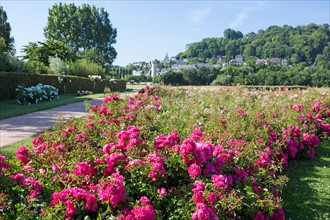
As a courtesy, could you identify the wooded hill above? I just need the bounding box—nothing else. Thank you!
[178,23,330,66]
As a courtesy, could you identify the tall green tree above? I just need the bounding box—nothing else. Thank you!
[0,6,14,53]
[44,3,117,65]
[22,41,75,66]
[224,28,243,40]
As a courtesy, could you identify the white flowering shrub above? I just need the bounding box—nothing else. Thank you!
[16,83,59,105]
[88,75,102,81]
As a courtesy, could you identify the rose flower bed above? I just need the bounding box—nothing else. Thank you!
[0,86,329,219]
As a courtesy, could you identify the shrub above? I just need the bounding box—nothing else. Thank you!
[0,52,25,72]
[16,83,59,104]
[124,74,152,83]
[68,59,105,78]
[211,74,232,86]
[158,70,183,85]
[182,69,210,85]
[48,56,68,74]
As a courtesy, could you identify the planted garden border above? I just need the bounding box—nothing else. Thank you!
[0,86,329,219]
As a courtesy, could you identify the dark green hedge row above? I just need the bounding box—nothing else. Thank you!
[242,85,308,91]
[0,72,126,100]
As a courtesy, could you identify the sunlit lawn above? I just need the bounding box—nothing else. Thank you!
[283,141,330,220]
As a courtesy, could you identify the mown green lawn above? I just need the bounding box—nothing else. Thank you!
[0,136,36,159]
[283,141,330,220]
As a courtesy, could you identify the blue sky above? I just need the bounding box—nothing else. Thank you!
[1,0,329,66]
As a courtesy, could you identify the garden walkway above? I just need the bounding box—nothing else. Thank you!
[0,98,103,147]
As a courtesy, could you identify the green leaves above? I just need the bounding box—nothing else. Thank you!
[44,3,117,66]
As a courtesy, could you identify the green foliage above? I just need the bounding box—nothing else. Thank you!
[158,67,220,86]
[224,28,244,40]
[48,57,68,74]
[182,69,208,85]
[124,74,152,83]
[67,58,106,78]
[0,49,25,72]
[211,74,232,86]
[210,65,330,87]
[0,72,126,100]
[44,3,117,65]
[0,6,14,53]
[0,7,24,72]
[180,23,330,65]
[158,70,183,85]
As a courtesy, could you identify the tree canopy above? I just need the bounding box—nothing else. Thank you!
[44,3,117,65]
[0,6,14,53]
[180,23,330,65]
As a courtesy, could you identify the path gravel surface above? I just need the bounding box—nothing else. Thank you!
[0,99,103,147]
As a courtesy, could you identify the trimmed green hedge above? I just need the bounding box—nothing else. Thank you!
[0,72,126,100]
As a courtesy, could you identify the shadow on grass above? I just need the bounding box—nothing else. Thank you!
[283,141,330,220]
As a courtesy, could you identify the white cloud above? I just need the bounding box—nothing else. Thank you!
[229,1,267,28]
[186,7,212,24]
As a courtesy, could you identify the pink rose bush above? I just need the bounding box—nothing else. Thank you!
[0,86,329,219]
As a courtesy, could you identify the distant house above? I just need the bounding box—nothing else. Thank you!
[281,60,288,65]
[216,55,227,64]
[132,70,144,76]
[269,58,281,65]
[255,58,288,66]
[256,58,268,65]
[229,55,245,65]
[171,56,178,62]
[172,64,198,71]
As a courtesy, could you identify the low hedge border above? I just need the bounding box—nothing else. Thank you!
[0,72,126,100]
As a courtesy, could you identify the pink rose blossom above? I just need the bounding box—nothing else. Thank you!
[188,163,202,179]
[237,109,247,117]
[65,200,76,219]
[131,204,156,220]
[292,104,304,112]
[16,145,30,164]
[157,188,167,197]
[140,196,150,204]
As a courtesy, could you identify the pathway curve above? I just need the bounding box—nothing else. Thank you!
[0,99,103,147]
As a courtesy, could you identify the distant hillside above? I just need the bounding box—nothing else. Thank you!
[178,23,330,65]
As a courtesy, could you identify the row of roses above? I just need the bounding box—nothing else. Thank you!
[1,86,329,219]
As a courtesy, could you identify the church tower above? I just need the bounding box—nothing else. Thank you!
[151,61,157,77]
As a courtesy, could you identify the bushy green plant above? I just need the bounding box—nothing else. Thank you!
[158,70,183,85]
[211,74,232,86]
[124,74,152,83]
[68,59,105,78]
[0,41,26,72]
[48,56,68,74]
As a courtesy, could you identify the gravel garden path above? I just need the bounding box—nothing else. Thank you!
[0,99,103,147]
